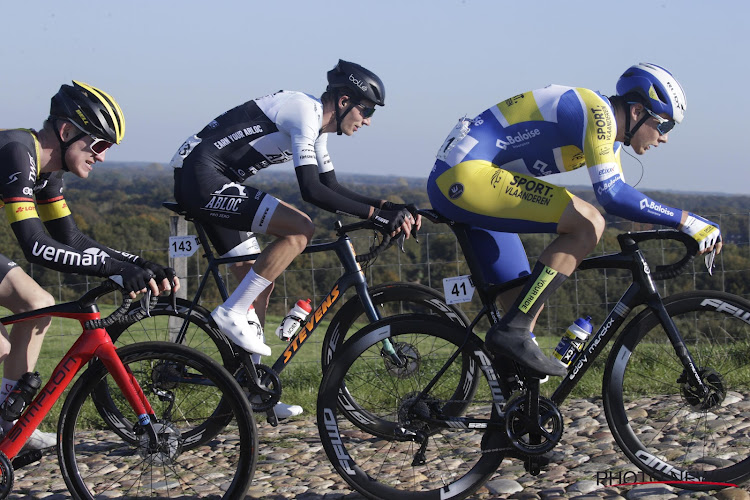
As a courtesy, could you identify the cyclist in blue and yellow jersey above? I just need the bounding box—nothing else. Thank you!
[171,60,419,419]
[428,63,721,377]
[0,81,177,448]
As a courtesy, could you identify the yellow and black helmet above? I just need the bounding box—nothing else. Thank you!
[50,80,125,144]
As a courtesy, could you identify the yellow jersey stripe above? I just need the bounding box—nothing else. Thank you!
[5,202,40,223]
[37,199,71,221]
[496,91,544,126]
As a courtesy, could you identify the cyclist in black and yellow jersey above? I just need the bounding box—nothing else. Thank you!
[428,63,721,377]
[0,81,177,448]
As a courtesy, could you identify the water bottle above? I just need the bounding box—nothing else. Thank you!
[276,299,312,341]
[1,371,42,421]
[553,316,593,368]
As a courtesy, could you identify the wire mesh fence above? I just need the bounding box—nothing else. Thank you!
[13,212,750,367]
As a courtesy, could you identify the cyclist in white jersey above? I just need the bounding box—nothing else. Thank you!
[172,60,420,418]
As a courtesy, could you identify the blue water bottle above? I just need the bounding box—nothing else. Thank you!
[553,316,593,368]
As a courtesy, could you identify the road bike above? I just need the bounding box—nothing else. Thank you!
[104,202,468,427]
[317,209,750,499]
[0,280,257,499]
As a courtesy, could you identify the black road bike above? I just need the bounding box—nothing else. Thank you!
[103,202,468,427]
[317,209,750,499]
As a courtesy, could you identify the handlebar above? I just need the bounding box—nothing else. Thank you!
[334,208,444,263]
[617,229,699,280]
[82,280,161,331]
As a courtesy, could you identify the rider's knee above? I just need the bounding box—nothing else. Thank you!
[22,287,55,313]
[575,201,606,239]
[298,217,315,244]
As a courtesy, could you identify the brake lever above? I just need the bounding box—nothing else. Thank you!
[705,248,717,276]
[170,288,177,313]
[139,290,152,317]
[396,232,407,253]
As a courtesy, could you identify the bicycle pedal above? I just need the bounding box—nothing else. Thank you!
[266,410,279,427]
[513,453,549,475]
[12,449,43,469]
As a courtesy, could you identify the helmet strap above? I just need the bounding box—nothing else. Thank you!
[52,118,86,172]
[332,90,356,136]
[623,104,650,147]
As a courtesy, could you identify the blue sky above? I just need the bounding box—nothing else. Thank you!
[3,0,747,194]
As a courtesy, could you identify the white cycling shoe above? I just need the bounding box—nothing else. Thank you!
[0,428,56,451]
[274,402,303,419]
[25,428,57,450]
[211,305,271,356]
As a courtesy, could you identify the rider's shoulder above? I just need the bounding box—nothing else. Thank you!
[0,129,37,168]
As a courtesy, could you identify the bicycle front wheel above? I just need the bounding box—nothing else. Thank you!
[94,298,239,443]
[321,282,470,370]
[318,315,505,500]
[58,342,257,499]
[604,290,750,489]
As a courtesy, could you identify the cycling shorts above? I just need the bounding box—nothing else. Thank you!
[427,159,573,234]
[174,167,279,237]
[0,254,20,284]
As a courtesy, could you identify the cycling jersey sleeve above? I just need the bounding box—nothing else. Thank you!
[295,164,372,218]
[35,172,145,264]
[579,89,682,227]
[275,94,335,173]
[319,170,383,207]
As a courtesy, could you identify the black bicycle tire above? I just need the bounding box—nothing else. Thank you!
[321,283,477,434]
[603,290,750,490]
[92,298,238,444]
[58,342,257,499]
[108,297,237,368]
[317,315,505,500]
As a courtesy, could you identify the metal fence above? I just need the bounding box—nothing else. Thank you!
[19,212,750,366]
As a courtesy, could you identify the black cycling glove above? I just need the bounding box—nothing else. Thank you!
[108,262,155,295]
[370,207,412,235]
[381,201,418,217]
[140,260,177,285]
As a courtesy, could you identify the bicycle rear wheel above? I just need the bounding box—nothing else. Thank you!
[108,297,236,367]
[604,290,750,489]
[318,315,505,500]
[58,342,257,499]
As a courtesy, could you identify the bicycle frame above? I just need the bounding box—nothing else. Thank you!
[172,212,386,378]
[444,221,708,408]
[0,285,158,461]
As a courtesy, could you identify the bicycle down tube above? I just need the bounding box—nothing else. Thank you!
[173,217,390,378]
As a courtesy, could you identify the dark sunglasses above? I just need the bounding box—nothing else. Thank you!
[644,108,676,135]
[355,102,376,118]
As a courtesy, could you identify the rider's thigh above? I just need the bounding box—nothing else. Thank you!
[266,201,315,240]
[557,196,605,239]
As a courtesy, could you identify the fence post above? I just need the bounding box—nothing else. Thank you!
[169,215,188,341]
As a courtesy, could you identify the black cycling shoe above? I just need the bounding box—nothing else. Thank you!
[485,324,568,378]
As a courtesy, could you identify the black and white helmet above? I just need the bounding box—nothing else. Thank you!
[326,59,385,106]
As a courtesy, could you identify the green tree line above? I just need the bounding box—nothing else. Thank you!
[1,162,747,336]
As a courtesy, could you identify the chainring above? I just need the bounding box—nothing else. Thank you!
[241,364,282,412]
